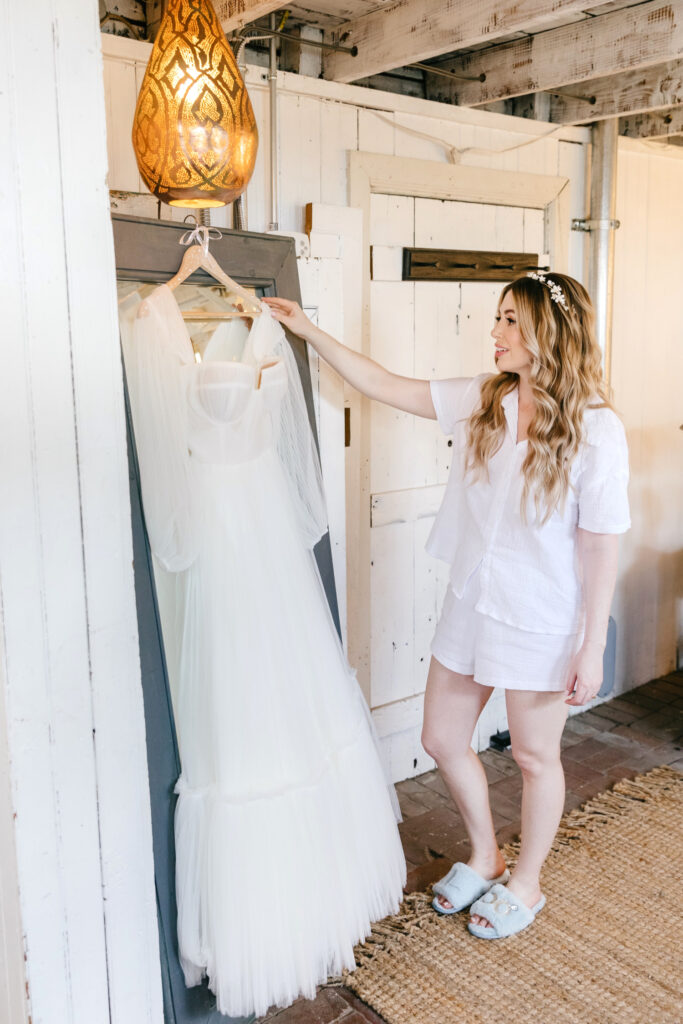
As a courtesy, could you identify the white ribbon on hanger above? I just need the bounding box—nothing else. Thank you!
[178,222,223,255]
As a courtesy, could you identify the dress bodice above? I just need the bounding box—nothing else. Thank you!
[121,281,328,570]
[184,357,288,465]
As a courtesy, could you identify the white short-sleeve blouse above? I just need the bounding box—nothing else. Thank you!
[428,373,631,635]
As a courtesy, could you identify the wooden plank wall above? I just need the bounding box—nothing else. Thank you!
[296,256,349,644]
[1,10,162,1024]
[611,140,683,687]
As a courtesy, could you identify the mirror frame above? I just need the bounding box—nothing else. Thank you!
[112,213,340,1023]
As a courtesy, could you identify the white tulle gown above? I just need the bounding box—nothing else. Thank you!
[120,284,406,1019]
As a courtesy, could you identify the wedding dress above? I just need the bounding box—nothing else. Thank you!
[121,283,406,1019]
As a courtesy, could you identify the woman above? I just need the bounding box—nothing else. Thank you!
[263,270,630,940]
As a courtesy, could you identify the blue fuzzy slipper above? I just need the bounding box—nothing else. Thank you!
[467,883,546,938]
[432,863,510,916]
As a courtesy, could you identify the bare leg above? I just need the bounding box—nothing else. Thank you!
[421,657,504,910]
[470,688,567,928]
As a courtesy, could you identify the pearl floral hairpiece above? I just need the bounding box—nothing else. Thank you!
[526,270,569,311]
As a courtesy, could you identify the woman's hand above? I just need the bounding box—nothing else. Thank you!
[564,640,604,706]
[262,297,314,340]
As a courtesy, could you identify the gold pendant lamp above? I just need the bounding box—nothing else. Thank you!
[132,0,258,208]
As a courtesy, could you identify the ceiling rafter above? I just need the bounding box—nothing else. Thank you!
[422,0,683,108]
[620,105,683,138]
[215,0,283,34]
[543,58,683,124]
[218,0,683,142]
[322,0,611,84]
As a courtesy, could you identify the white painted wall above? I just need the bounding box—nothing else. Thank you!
[100,34,682,784]
[1,6,162,1023]
[612,138,683,687]
[297,256,349,645]
[0,630,27,1024]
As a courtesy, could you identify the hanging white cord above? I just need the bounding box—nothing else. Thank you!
[178,223,223,255]
[370,110,570,164]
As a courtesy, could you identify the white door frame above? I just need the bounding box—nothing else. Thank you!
[346,151,571,706]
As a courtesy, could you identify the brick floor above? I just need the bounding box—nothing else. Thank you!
[254,671,682,1024]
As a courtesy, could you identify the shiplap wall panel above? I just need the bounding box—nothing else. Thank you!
[413,515,448,681]
[516,135,562,177]
[376,708,437,784]
[296,255,348,645]
[369,193,414,245]
[392,112,462,163]
[103,57,141,192]
[371,244,403,281]
[358,108,395,155]
[0,643,28,1024]
[245,77,270,232]
[2,6,162,1024]
[523,208,546,258]
[2,7,112,1021]
[369,520,415,707]
[369,281,416,494]
[413,283,460,485]
[278,93,322,230]
[57,11,162,1021]
[612,143,683,689]
[414,197,525,252]
[319,100,358,206]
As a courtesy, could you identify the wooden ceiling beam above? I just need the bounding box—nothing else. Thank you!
[215,0,283,34]
[546,59,683,124]
[620,106,683,139]
[423,0,683,108]
[322,0,610,84]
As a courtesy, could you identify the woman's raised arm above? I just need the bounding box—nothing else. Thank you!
[263,297,436,419]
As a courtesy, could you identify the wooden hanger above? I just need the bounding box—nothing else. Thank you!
[167,223,262,321]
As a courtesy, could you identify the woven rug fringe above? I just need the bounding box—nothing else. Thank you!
[345,765,682,970]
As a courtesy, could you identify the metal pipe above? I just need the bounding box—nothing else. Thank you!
[412,61,486,84]
[234,28,356,57]
[588,119,619,382]
[233,195,245,230]
[268,12,279,232]
[550,88,596,105]
[235,33,273,68]
[268,28,357,55]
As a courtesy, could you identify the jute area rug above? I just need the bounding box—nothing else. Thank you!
[342,766,682,1024]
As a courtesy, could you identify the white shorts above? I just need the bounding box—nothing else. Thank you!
[430,568,582,693]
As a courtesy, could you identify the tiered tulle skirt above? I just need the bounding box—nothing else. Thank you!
[162,448,406,1018]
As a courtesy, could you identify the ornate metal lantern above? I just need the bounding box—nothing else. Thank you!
[132,0,258,208]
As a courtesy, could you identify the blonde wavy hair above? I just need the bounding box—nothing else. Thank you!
[466,272,611,523]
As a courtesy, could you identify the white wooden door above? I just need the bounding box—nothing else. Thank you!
[368,193,545,781]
